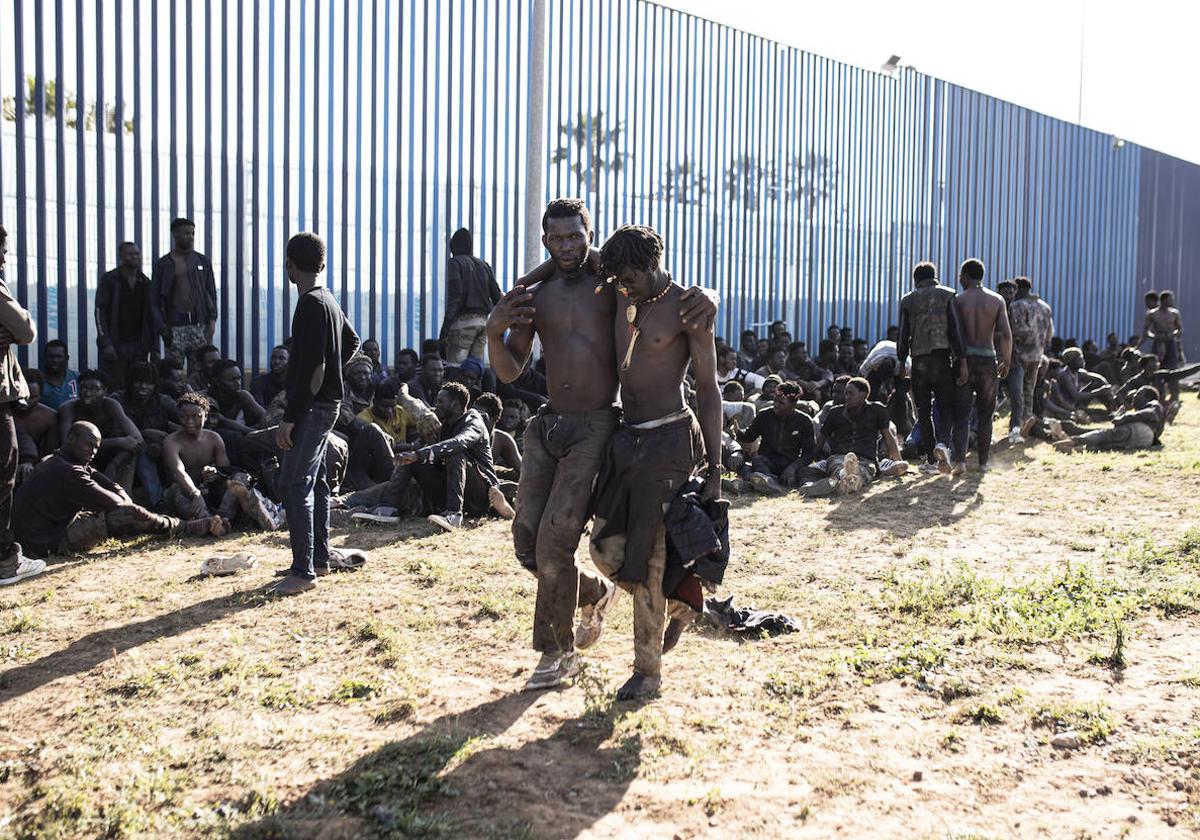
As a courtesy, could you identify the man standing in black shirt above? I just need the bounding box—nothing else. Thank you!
[800,377,906,496]
[441,228,501,364]
[274,233,360,596]
[96,242,154,392]
[737,381,816,495]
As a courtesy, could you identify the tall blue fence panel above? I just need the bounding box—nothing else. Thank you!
[0,0,1195,370]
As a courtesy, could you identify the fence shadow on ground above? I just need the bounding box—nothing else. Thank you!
[233,686,645,839]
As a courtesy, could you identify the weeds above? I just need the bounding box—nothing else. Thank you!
[1032,700,1116,745]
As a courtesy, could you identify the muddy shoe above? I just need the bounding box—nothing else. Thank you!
[748,472,784,496]
[616,671,662,701]
[1020,415,1039,438]
[1046,419,1069,442]
[428,512,463,532]
[272,574,317,596]
[576,577,620,650]
[236,485,284,531]
[950,461,966,477]
[523,651,581,691]
[836,453,863,495]
[181,516,229,538]
[489,485,516,519]
[934,443,952,475]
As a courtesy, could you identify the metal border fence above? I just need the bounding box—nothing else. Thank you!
[1,0,1197,369]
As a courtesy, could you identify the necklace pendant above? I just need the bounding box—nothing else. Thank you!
[626,304,638,324]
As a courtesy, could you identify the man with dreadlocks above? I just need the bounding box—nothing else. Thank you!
[587,224,723,700]
[487,198,717,692]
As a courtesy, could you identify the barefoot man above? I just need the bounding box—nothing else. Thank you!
[950,259,1012,474]
[487,199,716,691]
[588,225,723,700]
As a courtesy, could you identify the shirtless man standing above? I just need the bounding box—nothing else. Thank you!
[1142,291,1185,400]
[487,198,716,691]
[587,225,722,700]
[950,259,1012,474]
[162,392,281,530]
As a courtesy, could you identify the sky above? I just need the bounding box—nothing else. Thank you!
[665,0,1200,165]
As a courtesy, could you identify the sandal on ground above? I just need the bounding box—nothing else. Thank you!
[199,552,257,577]
[328,547,369,572]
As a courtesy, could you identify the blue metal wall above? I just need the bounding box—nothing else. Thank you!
[0,0,1193,369]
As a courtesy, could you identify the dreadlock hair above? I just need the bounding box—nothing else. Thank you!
[599,224,664,279]
[177,391,212,413]
[776,381,803,400]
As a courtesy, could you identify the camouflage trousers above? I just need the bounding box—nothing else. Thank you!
[167,323,209,370]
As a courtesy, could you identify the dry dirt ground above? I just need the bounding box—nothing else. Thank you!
[3,403,1200,839]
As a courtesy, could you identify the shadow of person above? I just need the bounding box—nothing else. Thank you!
[235,683,644,839]
[817,471,985,536]
[0,582,277,706]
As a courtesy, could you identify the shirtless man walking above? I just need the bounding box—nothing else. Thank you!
[950,259,1012,474]
[487,198,715,691]
[587,225,722,700]
[1141,291,1185,401]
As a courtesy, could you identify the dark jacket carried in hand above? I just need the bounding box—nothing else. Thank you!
[662,477,730,609]
[149,251,219,329]
[95,268,155,352]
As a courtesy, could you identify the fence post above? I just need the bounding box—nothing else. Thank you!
[523,0,547,273]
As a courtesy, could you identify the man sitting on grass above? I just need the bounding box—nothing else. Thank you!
[799,377,907,497]
[57,369,145,488]
[12,420,227,558]
[737,381,815,495]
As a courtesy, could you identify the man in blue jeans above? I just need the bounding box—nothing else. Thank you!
[273,232,360,596]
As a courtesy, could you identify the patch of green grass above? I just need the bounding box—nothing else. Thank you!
[1087,617,1128,668]
[3,607,41,635]
[960,702,1004,725]
[845,638,947,683]
[259,682,316,711]
[880,562,989,619]
[1032,700,1116,745]
[331,678,382,703]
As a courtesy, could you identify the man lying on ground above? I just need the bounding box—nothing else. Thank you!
[799,377,907,497]
[737,381,816,495]
[1048,385,1164,453]
[12,420,226,559]
[161,392,283,530]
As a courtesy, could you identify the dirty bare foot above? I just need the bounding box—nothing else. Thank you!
[616,672,661,701]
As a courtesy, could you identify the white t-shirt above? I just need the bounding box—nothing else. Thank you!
[718,367,766,393]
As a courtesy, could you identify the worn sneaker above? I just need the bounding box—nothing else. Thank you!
[428,511,464,532]
[523,650,582,691]
[748,472,784,496]
[488,485,516,519]
[918,462,942,475]
[1008,428,1026,444]
[1020,415,1039,438]
[576,578,621,650]
[1046,419,1069,443]
[0,546,45,587]
[951,461,966,477]
[934,443,952,475]
[351,506,401,525]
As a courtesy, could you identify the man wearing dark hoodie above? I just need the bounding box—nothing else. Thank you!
[441,228,502,365]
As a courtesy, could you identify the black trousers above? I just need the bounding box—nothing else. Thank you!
[0,406,15,554]
[910,350,956,460]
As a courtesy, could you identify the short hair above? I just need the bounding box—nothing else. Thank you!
[787,341,806,353]
[912,261,937,282]
[846,376,871,397]
[286,231,326,273]
[195,344,220,360]
[473,392,503,419]
[997,279,1016,291]
[271,343,289,354]
[118,240,138,253]
[1135,385,1160,403]
[741,329,757,338]
[599,224,664,278]
[818,339,836,355]
[420,339,441,357]
[776,382,802,400]
[397,348,419,365]
[1143,290,1159,302]
[170,217,195,231]
[177,391,211,412]
[1015,276,1032,291]
[1160,290,1175,302]
[960,259,985,281]
[67,420,102,442]
[210,359,240,379]
[439,381,471,411]
[720,345,738,359]
[373,381,398,401]
[362,337,380,349]
[541,198,592,233]
[78,368,108,389]
[420,353,443,369]
[157,358,184,378]
[832,373,853,386]
[722,381,745,400]
[1061,347,1084,366]
[45,338,68,354]
[128,361,158,386]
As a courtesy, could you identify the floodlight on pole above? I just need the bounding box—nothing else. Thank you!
[880,55,902,78]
